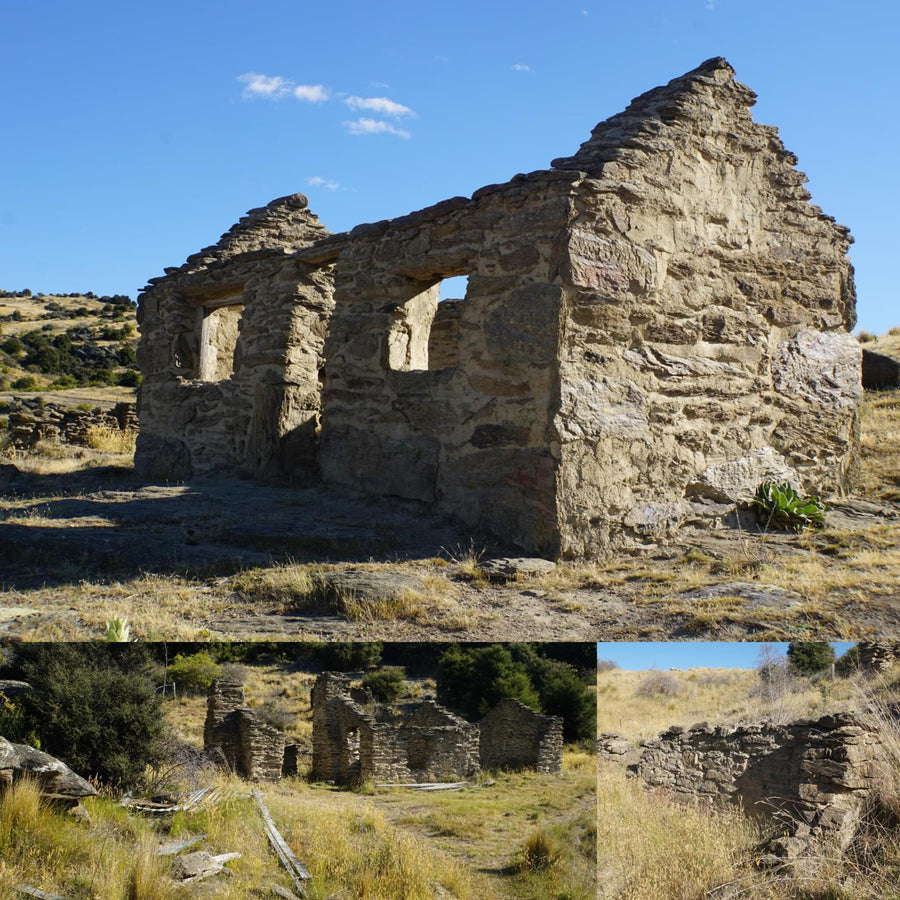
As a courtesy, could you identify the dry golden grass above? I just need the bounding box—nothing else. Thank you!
[597,763,763,900]
[84,424,137,454]
[596,665,863,741]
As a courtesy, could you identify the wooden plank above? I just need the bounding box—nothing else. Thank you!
[374,781,471,791]
[14,886,70,900]
[252,789,312,896]
[156,833,208,856]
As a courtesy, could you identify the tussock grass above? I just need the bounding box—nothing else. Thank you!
[597,763,762,900]
[84,424,137,454]
[0,779,189,899]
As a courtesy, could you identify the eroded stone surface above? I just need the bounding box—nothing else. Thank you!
[0,736,98,800]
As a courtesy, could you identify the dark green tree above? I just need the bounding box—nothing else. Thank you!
[787,642,836,677]
[11,644,164,787]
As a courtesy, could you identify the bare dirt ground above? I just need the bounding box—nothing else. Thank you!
[0,440,898,641]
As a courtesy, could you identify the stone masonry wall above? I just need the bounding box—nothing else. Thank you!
[551,57,859,555]
[318,173,578,556]
[136,194,333,483]
[479,698,563,774]
[204,679,285,781]
[635,713,890,857]
[311,673,564,785]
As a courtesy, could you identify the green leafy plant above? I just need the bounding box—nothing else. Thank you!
[752,481,826,531]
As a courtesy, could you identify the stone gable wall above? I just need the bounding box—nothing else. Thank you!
[479,698,563,774]
[204,679,285,782]
[551,57,859,555]
[635,713,890,857]
[136,194,333,483]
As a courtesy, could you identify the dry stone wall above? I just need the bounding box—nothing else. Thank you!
[479,698,563,774]
[635,713,890,857]
[310,673,558,785]
[136,194,333,483]
[5,399,136,449]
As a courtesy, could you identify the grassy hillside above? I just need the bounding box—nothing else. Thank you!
[597,659,900,900]
[0,289,139,393]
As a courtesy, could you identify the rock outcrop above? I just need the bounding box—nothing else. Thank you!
[0,736,98,801]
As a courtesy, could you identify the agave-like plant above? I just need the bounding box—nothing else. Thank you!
[752,481,826,531]
[105,616,133,642]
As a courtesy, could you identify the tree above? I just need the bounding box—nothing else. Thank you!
[11,644,164,787]
[437,644,541,718]
[787,642,836,677]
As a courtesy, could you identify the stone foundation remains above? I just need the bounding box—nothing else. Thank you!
[635,713,890,858]
[137,58,859,557]
[4,398,137,450]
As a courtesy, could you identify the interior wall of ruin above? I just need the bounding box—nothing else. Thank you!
[319,173,580,556]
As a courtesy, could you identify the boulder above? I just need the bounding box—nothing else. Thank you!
[0,736,97,800]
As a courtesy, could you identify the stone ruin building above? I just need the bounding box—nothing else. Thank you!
[311,673,563,785]
[204,678,286,781]
[202,674,562,786]
[136,57,860,558]
[634,713,890,860]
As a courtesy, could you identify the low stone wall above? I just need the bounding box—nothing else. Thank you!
[635,713,890,857]
[4,398,137,449]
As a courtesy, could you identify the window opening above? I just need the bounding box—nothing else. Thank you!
[198,299,244,381]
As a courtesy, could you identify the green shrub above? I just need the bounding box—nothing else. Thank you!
[752,481,826,530]
[787,641,836,677]
[167,650,222,694]
[10,375,36,390]
[361,667,406,702]
[11,644,163,787]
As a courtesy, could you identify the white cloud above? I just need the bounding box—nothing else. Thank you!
[705,0,716,8]
[306,176,340,191]
[294,84,330,103]
[344,96,414,117]
[343,118,411,139]
[512,63,532,72]
[238,72,293,99]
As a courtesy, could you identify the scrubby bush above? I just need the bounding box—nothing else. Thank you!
[634,671,682,699]
[11,375,36,390]
[8,644,164,787]
[166,650,222,694]
[597,658,618,672]
[361,667,406,702]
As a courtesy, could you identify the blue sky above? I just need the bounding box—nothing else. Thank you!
[597,642,856,670]
[2,1,898,332]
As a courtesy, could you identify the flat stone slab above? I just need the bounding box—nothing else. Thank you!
[317,570,429,603]
[679,581,804,609]
[0,607,41,622]
[479,557,557,581]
